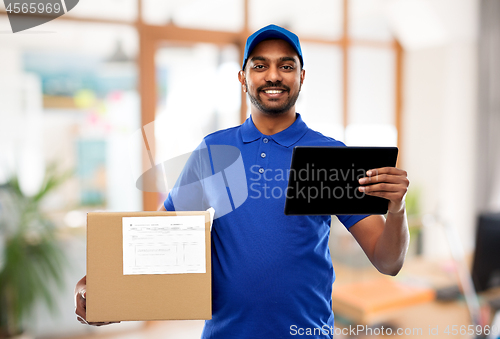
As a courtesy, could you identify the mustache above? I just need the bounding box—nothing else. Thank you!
[257,82,290,92]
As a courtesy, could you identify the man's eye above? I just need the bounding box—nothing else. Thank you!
[282,65,294,70]
[253,65,265,69]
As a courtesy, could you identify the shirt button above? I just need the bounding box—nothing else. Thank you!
[261,152,266,158]
[263,138,269,143]
[258,168,264,174]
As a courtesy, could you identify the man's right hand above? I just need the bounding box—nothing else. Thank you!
[74,275,120,326]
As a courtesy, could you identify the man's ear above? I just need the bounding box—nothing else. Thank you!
[238,70,245,85]
[238,70,247,92]
[300,69,305,86]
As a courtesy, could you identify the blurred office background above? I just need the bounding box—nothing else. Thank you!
[1,0,500,338]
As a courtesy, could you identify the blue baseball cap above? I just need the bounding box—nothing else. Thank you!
[242,24,304,70]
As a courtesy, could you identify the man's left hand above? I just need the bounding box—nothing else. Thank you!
[358,167,409,214]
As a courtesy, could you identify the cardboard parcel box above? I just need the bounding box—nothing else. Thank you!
[86,211,211,322]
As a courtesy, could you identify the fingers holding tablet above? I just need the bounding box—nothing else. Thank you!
[358,167,409,214]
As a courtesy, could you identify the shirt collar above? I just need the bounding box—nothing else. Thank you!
[240,113,309,148]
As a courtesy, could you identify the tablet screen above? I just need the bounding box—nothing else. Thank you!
[284,146,398,215]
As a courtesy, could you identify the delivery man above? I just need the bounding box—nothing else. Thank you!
[75,24,410,338]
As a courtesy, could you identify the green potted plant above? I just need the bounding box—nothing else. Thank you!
[0,165,69,338]
[406,187,423,257]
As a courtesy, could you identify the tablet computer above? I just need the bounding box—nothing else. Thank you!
[284,146,398,215]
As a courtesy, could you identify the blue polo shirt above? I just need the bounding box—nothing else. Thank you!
[164,114,368,339]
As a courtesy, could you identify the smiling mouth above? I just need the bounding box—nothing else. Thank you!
[262,89,286,94]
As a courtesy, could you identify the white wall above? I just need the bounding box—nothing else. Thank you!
[400,0,479,258]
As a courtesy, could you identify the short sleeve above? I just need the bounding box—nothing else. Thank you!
[163,193,176,211]
[337,214,370,229]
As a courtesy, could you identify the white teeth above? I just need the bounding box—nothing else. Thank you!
[264,90,283,94]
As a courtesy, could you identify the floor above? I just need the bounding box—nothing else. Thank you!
[54,299,473,339]
[59,321,205,339]
[55,258,491,339]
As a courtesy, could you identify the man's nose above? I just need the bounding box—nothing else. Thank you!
[265,65,282,83]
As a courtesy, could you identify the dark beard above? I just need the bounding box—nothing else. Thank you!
[246,81,301,116]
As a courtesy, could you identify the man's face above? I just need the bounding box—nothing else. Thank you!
[239,39,305,116]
